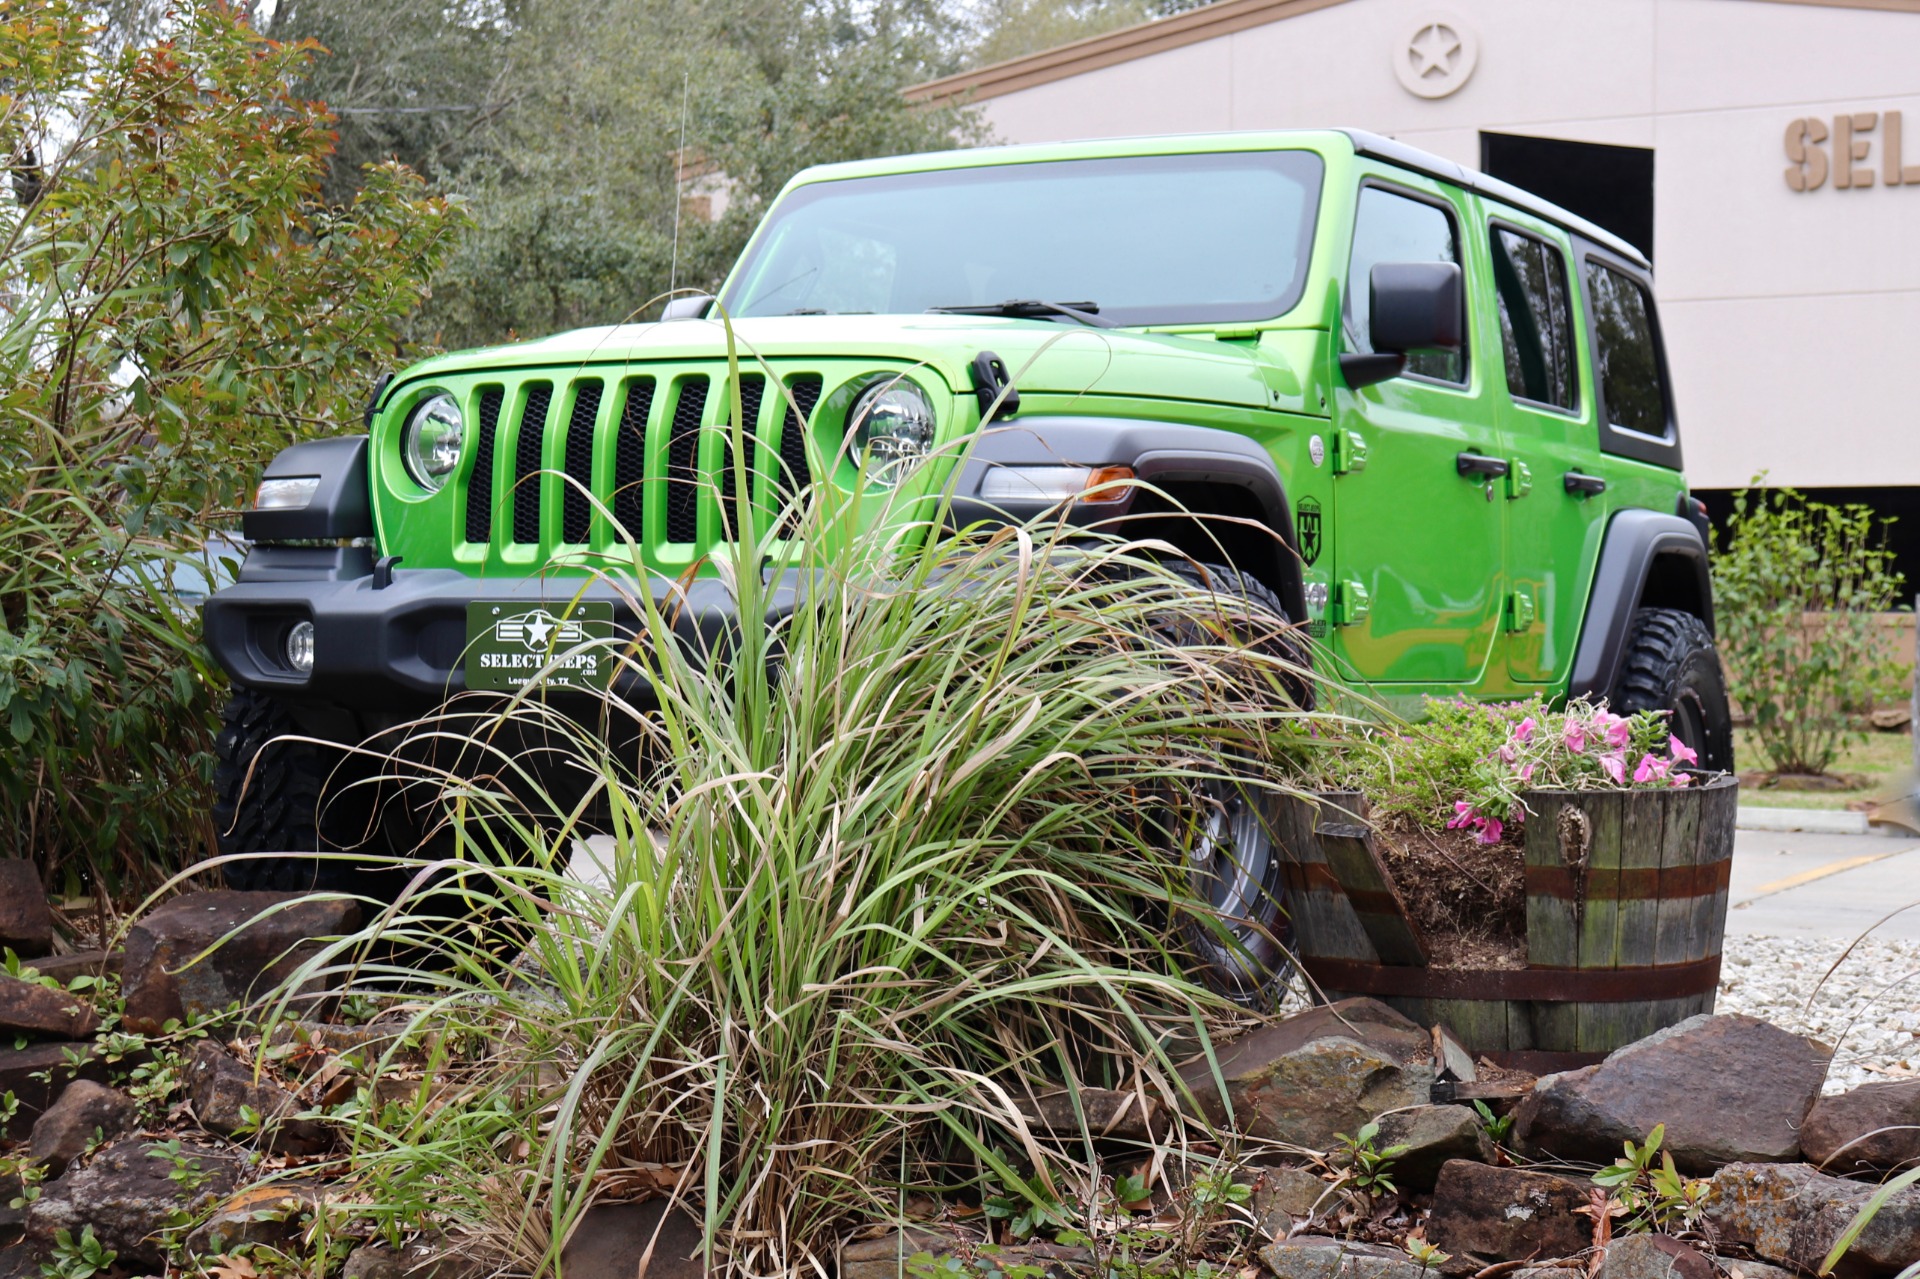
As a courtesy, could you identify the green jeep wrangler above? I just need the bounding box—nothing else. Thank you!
[204,128,1731,961]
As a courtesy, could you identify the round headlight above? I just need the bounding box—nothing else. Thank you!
[850,379,936,487]
[403,392,465,491]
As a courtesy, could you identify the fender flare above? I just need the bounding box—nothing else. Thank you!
[241,435,373,544]
[1569,509,1713,700]
[946,416,1304,622]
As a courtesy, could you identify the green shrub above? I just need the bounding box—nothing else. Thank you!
[0,2,461,889]
[1712,479,1906,777]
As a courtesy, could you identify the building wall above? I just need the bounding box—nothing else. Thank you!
[962,0,1920,492]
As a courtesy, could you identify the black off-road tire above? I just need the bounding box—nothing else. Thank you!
[1609,607,1735,773]
[1150,560,1304,1007]
[212,688,391,896]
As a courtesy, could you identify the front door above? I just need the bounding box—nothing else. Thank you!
[1329,177,1507,689]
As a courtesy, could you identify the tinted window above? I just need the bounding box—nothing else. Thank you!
[1490,227,1577,411]
[1345,186,1465,383]
[1584,262,1669,437]
[723,151,1324,327]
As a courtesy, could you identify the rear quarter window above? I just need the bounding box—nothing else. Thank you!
[1584,261,1670,439]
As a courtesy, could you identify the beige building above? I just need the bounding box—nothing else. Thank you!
[914,0,1920,565]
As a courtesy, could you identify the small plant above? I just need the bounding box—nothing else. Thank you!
[1714,478,1906,777]
[1331,1122,1411,1200]
[1404,1229,1450,1273]
[148,1139,218,1194]
[1591,1124,1710,1234]
[1471,1099,1514,1146]
[41,1226,115,1279]
[982,1169,1070,1242]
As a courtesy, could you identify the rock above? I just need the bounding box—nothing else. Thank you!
[0,1043,105,1139]
[1014,1088,1166,1142]
[1253,1166,1335,1240]
[1373,1105,1495,1192]
[1179,999,1435,1148]
[0,1245,40,1279]
[27,1138,242,1270]
[20,950,119,987]
[121,890,359,1033]
[0,862,53,959]
[27,1081,136,1178]
[0,977,99,1040]
[187,1182,326,1255]
[1426,1161,1593,1272]
[1802,1079,1920,1174]
[1594,1235,1714,1279]
[185,1041,330,1155]
[1707,1161,1920,1277]
[839,1226,996,1279]
[1258,1237,1428,1279]
[560,1201,706,1279]
[1512,1015,1830,1173]
[265,1019,419,1076]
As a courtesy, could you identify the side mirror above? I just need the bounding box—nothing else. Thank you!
[661,294,715,321]
[1339,261,1464,389]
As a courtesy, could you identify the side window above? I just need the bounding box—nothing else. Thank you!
[1584,261,1670,438]
[1490,227,1577,411]
[1345,185,1466,384]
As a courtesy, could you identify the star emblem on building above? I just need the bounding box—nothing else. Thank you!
[1409,23,1461,79]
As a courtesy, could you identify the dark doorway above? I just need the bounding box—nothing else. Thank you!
[1480,132,1655,261]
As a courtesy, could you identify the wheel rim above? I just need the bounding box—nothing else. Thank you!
[1190,782,1269,927]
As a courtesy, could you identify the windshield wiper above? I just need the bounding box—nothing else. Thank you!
[928,299,1118,329]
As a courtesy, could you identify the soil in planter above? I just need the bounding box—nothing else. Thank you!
[1373,816,1527,970]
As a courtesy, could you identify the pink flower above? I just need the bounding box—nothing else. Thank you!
[1598,712,1633,749]
[1668,735,1699,767]
[1476,817,1504,845]
[1600,751,1627,784]
[1498,743,1517,765]
[1447,800,1476,830]
[1517,761,1535,783]
[1563,722,1588,753]
[1514,717,1537,744]
[1670,771,1693,788]
[1633,753,1669,784]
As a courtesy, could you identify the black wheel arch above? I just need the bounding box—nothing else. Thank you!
[945,415,1307,625]
[1570,508,1714,700]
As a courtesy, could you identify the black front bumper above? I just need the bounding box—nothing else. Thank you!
[202,546,804,732]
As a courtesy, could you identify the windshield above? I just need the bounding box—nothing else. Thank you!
[722,150,1325,327]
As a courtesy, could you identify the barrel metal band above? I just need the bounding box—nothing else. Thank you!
[1301,954,1724,1002]
[1524,859,1732,901]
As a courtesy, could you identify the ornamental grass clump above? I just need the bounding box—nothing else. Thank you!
[242,368,1328,1277]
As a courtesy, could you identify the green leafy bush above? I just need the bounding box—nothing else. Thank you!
[0,2,461,888]
[1712,479,1906,777]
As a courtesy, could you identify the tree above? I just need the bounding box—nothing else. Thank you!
[961,0,1218,68]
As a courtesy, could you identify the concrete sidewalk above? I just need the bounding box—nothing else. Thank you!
[1727,827,1920,942]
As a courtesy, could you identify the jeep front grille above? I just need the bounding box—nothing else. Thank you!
[458,366,829,557]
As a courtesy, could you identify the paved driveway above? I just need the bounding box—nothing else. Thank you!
[1727,827,1920,942]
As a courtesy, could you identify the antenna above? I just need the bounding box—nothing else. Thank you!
[669,71,689,304]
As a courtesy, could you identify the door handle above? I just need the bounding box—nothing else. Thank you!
[1456,452,1510,479]
[1563,471,1608,496]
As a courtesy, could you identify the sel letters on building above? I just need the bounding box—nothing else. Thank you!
[1785,110,1920,191]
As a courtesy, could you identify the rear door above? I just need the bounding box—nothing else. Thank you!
[1479,206,1610,684]
[1328,174,1506,688]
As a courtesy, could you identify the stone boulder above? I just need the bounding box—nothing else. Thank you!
[185,1041,330,1155]
[1707,1161,1920,1278]
[0,977,99,1040]
[1258,1238,1431,1279]
[1372,1105,1495,1192]
[1179,999,1434,1149]
[0,862,53,959]
[187,1182,328,1256]
[1512,1015,1830,1173]
[27,1081,136,1178]
[27,1138,242,1270]
[1013,1087,1166,1142]
[560,1201,706,1279]
[121,890,359,1033]
[0,1043,105,1139]
[1425,1161,1593,1273]
[1593,1235,1714,1279]
[1252,1166,1335,1240]
[839,1226,994,1279]
[1802,1078,1920,1174]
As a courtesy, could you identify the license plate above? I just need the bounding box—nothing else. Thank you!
[465,601,616,692]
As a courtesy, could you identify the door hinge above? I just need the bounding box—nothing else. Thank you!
[1332,579,1372,626]
[1333,429,1369,475]
[1506,588,1536,633]
[1506,460,1533,500]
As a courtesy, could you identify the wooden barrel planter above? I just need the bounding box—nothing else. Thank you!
[1277,775,1739,1070]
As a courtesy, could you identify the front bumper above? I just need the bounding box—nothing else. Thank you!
[203,546,804,725]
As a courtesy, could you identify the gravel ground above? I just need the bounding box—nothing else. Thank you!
[1718,933,1920,1094]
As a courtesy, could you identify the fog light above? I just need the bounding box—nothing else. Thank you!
[286,620,315,674]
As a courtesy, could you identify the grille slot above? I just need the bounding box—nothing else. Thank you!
[719,374,766,540]
[512,382,554,545]
[561,380,603,544]
[464,387,505,544]
[611,377,655,544]
[665,377,709,544]
[774,376,824,537]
